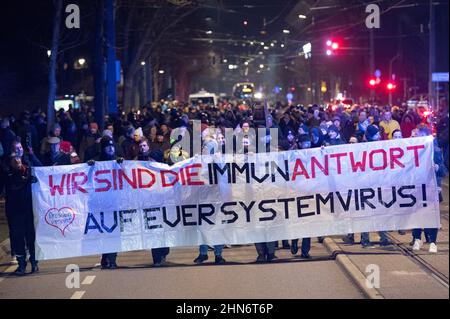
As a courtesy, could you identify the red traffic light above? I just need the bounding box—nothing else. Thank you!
[369,78,377,87]
[326,39,340,55]
[387,82,397,91]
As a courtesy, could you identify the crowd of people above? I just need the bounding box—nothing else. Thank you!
[0,98,448,275]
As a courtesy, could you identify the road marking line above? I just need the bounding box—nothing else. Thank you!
[70,291,85,299]
[82,275,96,285]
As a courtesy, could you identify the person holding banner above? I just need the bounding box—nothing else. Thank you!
[360,125,392,248]
[411,125,447,253]
[41,137,71,166]
[290,134,313,259]
[193,135,226,264]
[137,141,171,267]
[88,136,124,269]
[3,139,41,275]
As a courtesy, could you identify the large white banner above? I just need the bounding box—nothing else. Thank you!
[32,137,441,260]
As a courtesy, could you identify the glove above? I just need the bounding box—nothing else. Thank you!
[116,157,124,164]
[87,160,95,166]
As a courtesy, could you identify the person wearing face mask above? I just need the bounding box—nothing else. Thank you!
[3,139,41,275]
[88,136,124,269]
[39,123,63,158]
[42,137,71,166]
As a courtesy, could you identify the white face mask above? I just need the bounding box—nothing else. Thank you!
[15,144,24,158]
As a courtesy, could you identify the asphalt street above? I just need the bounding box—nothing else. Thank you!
[0,179,448,299]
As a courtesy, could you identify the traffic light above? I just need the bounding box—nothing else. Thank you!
[326,39,340,56]
[368,77,381,88]
[386,82,397,91]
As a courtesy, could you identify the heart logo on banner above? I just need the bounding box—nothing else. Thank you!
[45,207,76,236]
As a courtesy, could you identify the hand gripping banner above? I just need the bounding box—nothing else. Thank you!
[32,136,441,260]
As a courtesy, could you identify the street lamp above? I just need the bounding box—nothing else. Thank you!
[47,50,51,57]
[78,58,86,66]
[298,14,307,19]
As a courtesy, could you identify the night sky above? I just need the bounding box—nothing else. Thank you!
[0,0,448,114]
